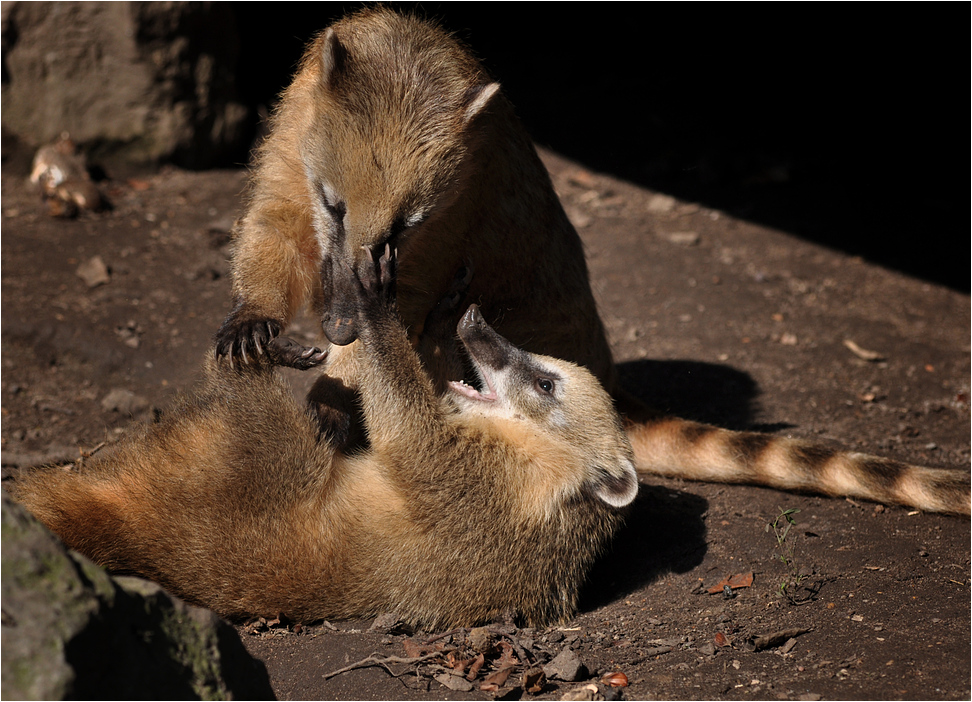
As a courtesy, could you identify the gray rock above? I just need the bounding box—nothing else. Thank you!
[543,647,588,682]
[1,492,274,700]
[75,256,110,288]
[101,388,149,415]
[1,2,250,168]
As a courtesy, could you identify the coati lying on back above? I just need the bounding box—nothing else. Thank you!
[213,7,970,516]
[8,247,638,627]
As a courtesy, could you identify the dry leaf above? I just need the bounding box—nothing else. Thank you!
[523,667,546,693]
[601,671,629,687]
[465,652,485,681]
[707,571,754,594]
[482,666,513,688]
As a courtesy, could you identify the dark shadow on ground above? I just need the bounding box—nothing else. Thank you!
[580,485,708,613]
[616,359,797,434]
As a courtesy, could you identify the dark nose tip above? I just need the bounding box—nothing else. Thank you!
[322,314,358,346]
[459,304,485,333]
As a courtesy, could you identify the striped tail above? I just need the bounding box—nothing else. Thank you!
[624,417,971,516]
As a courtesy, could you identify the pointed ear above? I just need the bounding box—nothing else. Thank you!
[462,82,501,125]
[319,28,348,88]
[591,458,639,508]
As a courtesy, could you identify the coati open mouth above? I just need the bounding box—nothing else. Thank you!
[447,304,509,403]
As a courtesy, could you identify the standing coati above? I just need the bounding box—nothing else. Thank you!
[214,7,970,515]
[8,247,638,627]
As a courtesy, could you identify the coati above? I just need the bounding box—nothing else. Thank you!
[8,247,639,627]
[214,7,970,515]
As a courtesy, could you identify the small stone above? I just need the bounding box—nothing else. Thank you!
[76,256,111,288]
[368,612,401,632]
[543,648,588,682]
[647,194,676,213]
[101,388,149,415]
[434,672,474,692]
[560,683,603,701]
[467,626,493,653]
[667,231,700,246]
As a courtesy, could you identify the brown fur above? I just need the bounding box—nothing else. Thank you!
[9,250,638,627]
[214,7,969,515]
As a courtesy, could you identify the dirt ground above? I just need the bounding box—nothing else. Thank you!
[1,138,969,700]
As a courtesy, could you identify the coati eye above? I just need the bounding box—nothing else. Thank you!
[536,378,555,395]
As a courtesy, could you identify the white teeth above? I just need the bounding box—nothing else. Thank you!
[448,372,498,403]
[449,380,489,401]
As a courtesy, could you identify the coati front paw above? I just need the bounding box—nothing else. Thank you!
[266,336,328,371]
[354,244,398,312]
[214,308,282,366]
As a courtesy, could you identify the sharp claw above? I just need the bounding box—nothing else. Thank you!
[253,334,263,357]
[240,342,249,366]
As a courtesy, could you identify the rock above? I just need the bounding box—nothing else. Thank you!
[467,626,494,653]
[1,2,250,169]
[75,256,110,288]
[433,672,474,692]
[646,194,676,213]
[100,388,149,415]
[667,231,700,246]
[560,683,604,701]
[0,492,274,700]
[543,647,588,682]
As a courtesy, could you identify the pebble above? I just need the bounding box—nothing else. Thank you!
[100,388,148,415]
[76,256,111,288]
[543,648,588,682]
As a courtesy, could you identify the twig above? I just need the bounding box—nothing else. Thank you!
[1,446,80,468]
[423,627,464,644]
[323,650,448,680]
[80,441,107,458]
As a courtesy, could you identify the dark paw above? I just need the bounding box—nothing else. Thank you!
[354,244,398,313]
[306,375,367,452]
[214,312,282,367]
[267,336,328,370]
[358,244,397,298]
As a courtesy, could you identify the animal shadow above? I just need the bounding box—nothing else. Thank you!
[617,358,793,432]
[580,484,708,611]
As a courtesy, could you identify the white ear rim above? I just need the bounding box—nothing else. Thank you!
[593,459,639,508]
[463,82,501,124]
[319,28,345,86]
